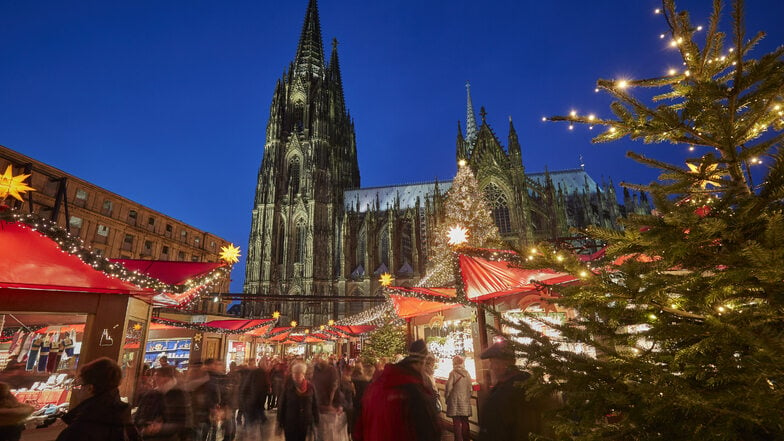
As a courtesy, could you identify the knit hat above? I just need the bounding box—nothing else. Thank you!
[479,340,515,360]
[406,339,429,362]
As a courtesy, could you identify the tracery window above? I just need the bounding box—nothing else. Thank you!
[400,220,413,267]
[484,184,512,234]
[357,228,366,269]
[294,221,306,263]
[288,157,301,198]
[379,224,389,268]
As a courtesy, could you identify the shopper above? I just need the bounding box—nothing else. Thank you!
[353,340,441,441]
[477,340,553,441]
[237,360,269,441]
[55,357,136,441]
[277,361,319,441]
[0,382,34,441]
[134,365,193,441]
[444,355,472,441]
[312,360,348,441]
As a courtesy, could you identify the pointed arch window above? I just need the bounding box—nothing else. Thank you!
[294,220,306,263]
[400,219,413,266]
[288,157,301,198]
[485,184,512,234]
[379,224,389,268]
[357,228,366,270]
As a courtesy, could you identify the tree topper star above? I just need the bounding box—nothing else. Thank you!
[448,226,469,246]
[379,272,394,287]
[686,161,723,189]
[220,244,241,264]
[0,165,36,202]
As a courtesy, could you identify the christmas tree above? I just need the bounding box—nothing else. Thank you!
[418,161,502,287]
[359,322,406,365]
[506,1,784,439]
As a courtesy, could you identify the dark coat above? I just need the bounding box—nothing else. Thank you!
[353,361,440,441]
[134,387,193,441]
[277,380,319,441]
[238,367,269,423]
[478,368,549,441]
[56,389,134,441]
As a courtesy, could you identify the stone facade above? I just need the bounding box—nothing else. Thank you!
[242,0,651,326]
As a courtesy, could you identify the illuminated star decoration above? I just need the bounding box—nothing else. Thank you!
[379,272,394,287]
[448,226,469,246]
[290,320,298,328]
[272,311,281,319]
[133,323,143,331]
[0,165,36,202]
[219,244,241,264]
[686,161,723,189]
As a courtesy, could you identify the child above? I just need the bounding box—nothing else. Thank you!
[0,382,34,441]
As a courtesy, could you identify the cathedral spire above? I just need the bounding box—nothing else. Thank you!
[465,81,478,147]
[508,115,523,166]
[294,0,326,78]
[328,38,345,108]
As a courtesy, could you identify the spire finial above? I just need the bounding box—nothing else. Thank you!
[480,106,487,123]
[465,81,478,148]
[332,37,338,49]
[294,0,326,78]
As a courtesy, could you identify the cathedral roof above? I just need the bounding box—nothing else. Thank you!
[528,169,602,194]
[344,181,452,212]
[344,169,603,213]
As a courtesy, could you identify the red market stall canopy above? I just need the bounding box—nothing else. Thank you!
[0,220,153,296]
[330,325,377,336]
[110,259,230,308]
[388,248,578,319]
[150,317,275,335]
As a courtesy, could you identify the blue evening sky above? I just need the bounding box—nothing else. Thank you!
[2,0,782,292]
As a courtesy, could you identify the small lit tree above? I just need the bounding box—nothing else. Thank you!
[359,322,406,366]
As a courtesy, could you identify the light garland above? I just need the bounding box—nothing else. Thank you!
[150,317,274,335]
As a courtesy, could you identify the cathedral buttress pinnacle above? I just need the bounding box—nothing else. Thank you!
[465,81,478,149]
[294,0,326,78]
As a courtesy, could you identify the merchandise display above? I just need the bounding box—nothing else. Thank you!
[144,338,191,369]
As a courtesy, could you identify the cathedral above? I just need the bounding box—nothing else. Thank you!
[242,0,650,326]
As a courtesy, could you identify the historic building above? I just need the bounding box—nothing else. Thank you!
[0,145,233,313]
[242,0,650,326]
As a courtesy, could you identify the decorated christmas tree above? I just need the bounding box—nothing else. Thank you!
[501,1,784,439]
[359,322,406,365]
[418,161,502,287]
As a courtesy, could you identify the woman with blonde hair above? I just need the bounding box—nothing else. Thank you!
[444,355,472,441]
[277,361,319,441]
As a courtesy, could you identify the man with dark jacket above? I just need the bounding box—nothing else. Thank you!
[56,357,137,441]
[353,340,441,441]
[478,340,553,441]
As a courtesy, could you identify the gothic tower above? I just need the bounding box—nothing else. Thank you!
[243,0,360,326]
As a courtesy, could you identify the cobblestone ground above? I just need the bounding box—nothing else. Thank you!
[20,410,458,440]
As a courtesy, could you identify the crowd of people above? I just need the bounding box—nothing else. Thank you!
[20,338,550,441]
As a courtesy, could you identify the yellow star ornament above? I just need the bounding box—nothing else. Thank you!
[686,161,723,189]
[448,226,469,246]
[379,272,394,287]
[219,244,241,264]
[0,165,36,202]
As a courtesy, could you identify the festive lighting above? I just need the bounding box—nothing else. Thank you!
[616,80,629,89]
[272,311,281,319]
[458,159,467,167]
[0,165,35,202]
[290,320,298,327]
[448,226,469,246]
[328,319,335,326]
[379,272,394,287]
[219,244,241,264]
[686,160,723,189]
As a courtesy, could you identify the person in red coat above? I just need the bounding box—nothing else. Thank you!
[353,340,441,441]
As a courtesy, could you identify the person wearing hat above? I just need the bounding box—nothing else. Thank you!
[478,339,551,441]
[353,339,441,441]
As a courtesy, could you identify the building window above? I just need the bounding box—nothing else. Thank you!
[294,222,306,263]
[191,255,200,262]
[180,230,188,242]
[165,224,173,238]
[400,220,413,267]
[147,216,156,231]
[210,240,216,249]
[484,184,512,234]
[379,224,389,267]
[95,224,109,244]
[101,200,113,216]
[127,210,138,226]
[43,179,59,197]
[357,228,366,269]
[121,234,134,251]
[74,189,88,207]
[288,158,301,198]
[143,240,153,256]
[177,251,186,261]
[194,237,201,247]
[161,246,170,257]
[69,216,83,235]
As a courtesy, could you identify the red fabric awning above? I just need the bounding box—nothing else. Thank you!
[109,259,227,285]
[390,287,459,319]
[0,221,151,295]
[266,328,293,342]
[459,254,576,301]
[333,325,377,335]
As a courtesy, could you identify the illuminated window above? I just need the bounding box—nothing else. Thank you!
[484,184,512,234]
[288,158,301,198]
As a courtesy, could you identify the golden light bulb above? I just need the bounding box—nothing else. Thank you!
[668,69,677,75]
[448,226,469,246]
[588,114,595,121]
[458,159,467,167]
[617,80,628,89]
[659,34,665,39]
[570,110,577,117]
[697,25,703,31]
[556,255,564,262]
[541,117,546,121]
[290,320,298,327]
